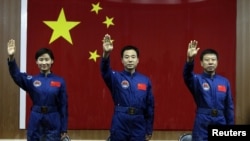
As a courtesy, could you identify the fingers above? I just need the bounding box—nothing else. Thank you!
[7,39,15,60]
[188,42,192,48]
[8,39,15,47]
[103,34,111,43]
[196,47,200,52]
[189,40,198,48]
[7,39,15,53]
[102,34,113,53]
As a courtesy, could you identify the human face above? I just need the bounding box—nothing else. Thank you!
[200,54,218,75]
[121,49,139,73]
[36,53,53,73]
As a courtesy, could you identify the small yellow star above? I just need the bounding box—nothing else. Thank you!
[91,2,103,14]
[89,50,100,62]
[43,8,81,44]
[103,16,114,28]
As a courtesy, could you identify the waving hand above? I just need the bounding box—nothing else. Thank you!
[7,39,16,61]
[102,34,113,58]
[187,40,200,62]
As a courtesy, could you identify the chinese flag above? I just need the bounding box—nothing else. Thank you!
[24,0,236,130]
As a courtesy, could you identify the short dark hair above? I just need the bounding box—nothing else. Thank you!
[35,48,54,60]
[200,48,218,61]
[121,45,139,58]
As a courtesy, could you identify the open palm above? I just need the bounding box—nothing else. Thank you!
[187,40,200,58]
[103,34,113,53]
[7,39,16,56]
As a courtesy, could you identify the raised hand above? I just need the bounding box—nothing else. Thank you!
[7,39,16,60]
[102,34,113,58]
[187,40,200,61]
[103,34,113,52]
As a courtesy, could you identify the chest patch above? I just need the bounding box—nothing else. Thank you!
[137,83,147,90]
[202,82,210,91]
[121,80,129,89]
[33,80,41,87]
[50,81,61,87]
[218,85,226,92]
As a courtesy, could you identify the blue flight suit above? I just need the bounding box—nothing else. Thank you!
[100,57,154,141]
[183,61,234,141]
[8,59,68,141]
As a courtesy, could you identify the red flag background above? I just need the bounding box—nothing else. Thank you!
[25,0,236,130]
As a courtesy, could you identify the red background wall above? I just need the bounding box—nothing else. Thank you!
[25,0,236,130]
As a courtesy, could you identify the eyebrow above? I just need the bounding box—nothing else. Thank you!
[124,54,136,56]
[204,57,216,59]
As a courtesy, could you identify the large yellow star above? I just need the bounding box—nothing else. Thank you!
[103,16,114,28]
[43,8,80,44]
[91,2,102,14]
[89,50,100,62]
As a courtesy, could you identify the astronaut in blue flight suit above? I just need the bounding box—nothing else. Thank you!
[100,34,155,141]
[183,40,234,141]
[7,39,68,141]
